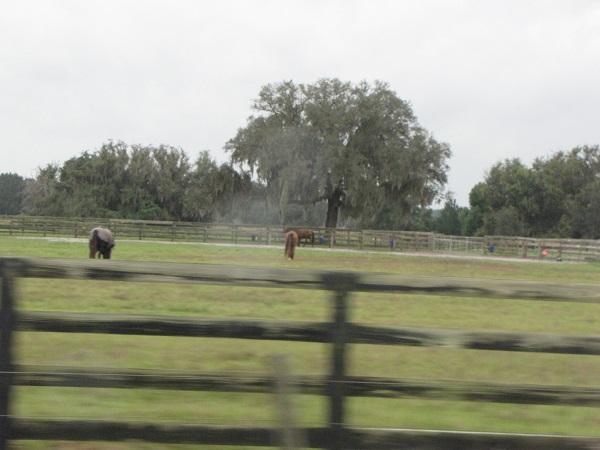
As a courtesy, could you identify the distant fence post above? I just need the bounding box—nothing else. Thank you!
[558,240,563,260]
[322,272,357,450]
[0,261,16,450]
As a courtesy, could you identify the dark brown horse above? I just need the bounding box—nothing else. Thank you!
[283,228,315,246]
[284,230,299,260]
[89,227,115,259]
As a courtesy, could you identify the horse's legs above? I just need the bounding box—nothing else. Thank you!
[290,236,297,260]
[89,239,97,259]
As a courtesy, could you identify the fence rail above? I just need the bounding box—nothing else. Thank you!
[2,257,600,449]
[12,366,600,406]
[7,419,600,450]
[2,215,600,262]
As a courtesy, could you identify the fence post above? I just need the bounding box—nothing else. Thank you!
[322,272,356,450]
[271,354,306,449]
[0,261,17,450]
[359,231,363,250]
[266,227,271,245]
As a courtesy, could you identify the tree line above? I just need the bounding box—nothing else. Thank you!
[1,142,266,223]
[1,78,599,238]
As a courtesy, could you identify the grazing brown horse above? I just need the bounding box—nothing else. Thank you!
[284,230,299,260]
[89,227,115,259]
[283,228,315,246]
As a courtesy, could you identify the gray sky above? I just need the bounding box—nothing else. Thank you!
[2,0,599,206]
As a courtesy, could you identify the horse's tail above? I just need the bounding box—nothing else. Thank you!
[284,231,298,260]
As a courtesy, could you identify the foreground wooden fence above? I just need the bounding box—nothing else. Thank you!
[2,215,600,262]
[2,258,600,449]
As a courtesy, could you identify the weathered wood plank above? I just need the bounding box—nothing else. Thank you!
[8,419,600,449]
[9,419,275,445]
[324,273,354,450]
[340,428,600,450]
[1,257,327,290]
[4,257,600,303]
[0,262,16,450]
[11,366,600,406]
[354,273,600,302]
[15,312,600,355]
[15,312,330,341]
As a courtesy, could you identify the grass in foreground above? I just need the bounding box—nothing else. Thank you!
[2,235,600,448]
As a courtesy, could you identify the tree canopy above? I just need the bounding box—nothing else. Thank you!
[468,145,600,238]
[0,173,25,215]
[21,142,254,222]
[226,79,451,228]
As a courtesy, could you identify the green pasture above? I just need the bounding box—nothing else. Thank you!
[2,235,600,449]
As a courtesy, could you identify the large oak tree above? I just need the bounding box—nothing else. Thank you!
[226,79,451,228]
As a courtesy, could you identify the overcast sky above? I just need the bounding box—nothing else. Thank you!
[2,0,599,205]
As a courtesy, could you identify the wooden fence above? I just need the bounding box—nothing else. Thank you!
[3,215,600,262]
[2,258,600,449]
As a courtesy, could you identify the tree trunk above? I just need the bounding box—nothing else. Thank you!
[325,188,343,228]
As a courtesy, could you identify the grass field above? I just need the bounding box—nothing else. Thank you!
[2,235,600,449]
